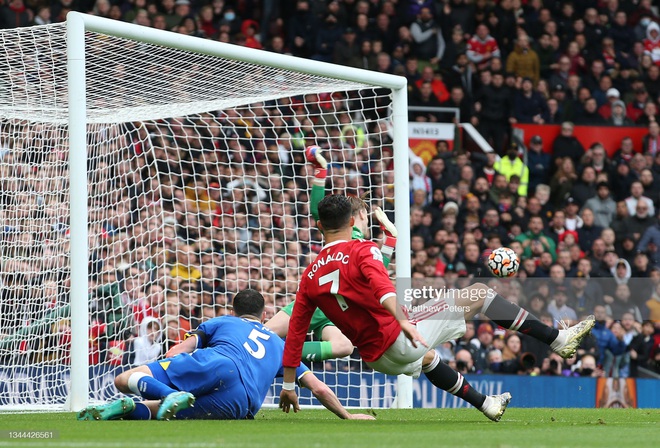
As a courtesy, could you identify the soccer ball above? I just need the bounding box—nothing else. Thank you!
[487,247,519,278]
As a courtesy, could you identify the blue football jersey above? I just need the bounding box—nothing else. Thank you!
[192,316,308,414]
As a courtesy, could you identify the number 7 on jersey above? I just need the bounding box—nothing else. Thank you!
[318,269,349,311]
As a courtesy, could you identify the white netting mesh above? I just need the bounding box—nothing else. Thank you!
[0,24,370,124]
[0,22,399,409]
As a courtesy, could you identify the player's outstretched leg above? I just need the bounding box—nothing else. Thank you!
[77,397,136,421]
[115,365,178,400]
[463,284,595,359]
[422,351,511,422]
[157,391,196,421]
[77,398,158,421]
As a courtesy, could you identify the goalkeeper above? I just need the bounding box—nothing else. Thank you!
[265,146,398,362]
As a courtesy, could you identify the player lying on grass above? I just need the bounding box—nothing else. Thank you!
[266,146,397,362]
[78,289,374,421]
[280,195,596,422]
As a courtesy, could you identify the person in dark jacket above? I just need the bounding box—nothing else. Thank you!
[575,98,607,125]
[473,72,512,153]
[629,320,657,377]
[287,0,317,58]
[512,78,550,124]
[551,122,585,171]
[570,166,597,207]
[313,14,343,63]
[608,11,636,54]
[333,27,361,66]
[527,135,551,195]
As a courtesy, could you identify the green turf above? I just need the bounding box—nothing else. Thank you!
[0,408,658,448]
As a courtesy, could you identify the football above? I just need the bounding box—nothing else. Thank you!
[487,247,519,278]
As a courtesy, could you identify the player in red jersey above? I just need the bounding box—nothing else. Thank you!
[281,195,595,421]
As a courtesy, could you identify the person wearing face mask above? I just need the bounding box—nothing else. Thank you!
[219,7,241,35]
[494,143,529,196]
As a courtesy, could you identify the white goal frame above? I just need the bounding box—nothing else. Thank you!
[65,12,411,412]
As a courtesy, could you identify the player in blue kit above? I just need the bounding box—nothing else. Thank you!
[78,289,373,421]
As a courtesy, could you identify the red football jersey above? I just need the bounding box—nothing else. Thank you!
[282,239,399,367]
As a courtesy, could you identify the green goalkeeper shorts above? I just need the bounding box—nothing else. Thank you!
[281,301,334,336]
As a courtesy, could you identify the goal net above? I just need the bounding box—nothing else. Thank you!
[0,14,410,411]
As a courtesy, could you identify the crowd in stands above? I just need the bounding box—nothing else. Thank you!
[1,0,660,382]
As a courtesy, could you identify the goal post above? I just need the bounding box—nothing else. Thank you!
[0,12,411,411]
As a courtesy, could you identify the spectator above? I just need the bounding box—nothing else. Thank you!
[549,56,572,91]
[578,207,604,251]
[627,88,650,122]
[410,7,445,70]
[583,182,616,229]
[455,348,478,375]
[471,323,495,373]
[609,11,636,55]
[643,65,660,99]
[467,24,501,70]
[516,215,556,260]
[1,0,32,28]
[444,53,476,98]
[625,181,655,217]
[592,305,615,365]
[551,122,585,170]
[506,34,540,85]
[440,86,472,124]
[625,200,657,243]
[547,290,578,325]
[576,354,602,377]
[409,155,431,203]
[473,72,512,153]
[313,14,343,62]
[494,144,529,197]
[643,22,660,66]
[583,8,606,55]
[549,84,575,122]
[597,88,621,119]
[570,272,600,317]
[287,0,316,58]
[582,59,605,93]
[535,33,556,79]
[636,213,660,265]
[415,66,449,103]
[635,101,660,126]
[607,100,634,126]
[409,81,442,121]
[549,157,577,207]
[582,143,614,180]
[629,320,657,377]
[512,77,550,124]
[527,135,551,194]
[124,316,163,366]
[603,321,629,378]
[575,98,607,125]
[570,166,597,208]
[333,27,360,67]
[643,122,660,156]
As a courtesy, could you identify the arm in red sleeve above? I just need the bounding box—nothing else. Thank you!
[282,281,316,368]
[358,243,396,303]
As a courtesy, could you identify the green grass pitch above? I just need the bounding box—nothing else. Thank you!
[0,408,658,448]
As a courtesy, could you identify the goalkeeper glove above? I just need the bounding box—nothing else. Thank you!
[373,206,397,258]
[305,145,327,185]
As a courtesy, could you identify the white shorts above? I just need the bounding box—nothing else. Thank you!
[366,295,467,378]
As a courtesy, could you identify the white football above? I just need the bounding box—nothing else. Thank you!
[487,247,519,278]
